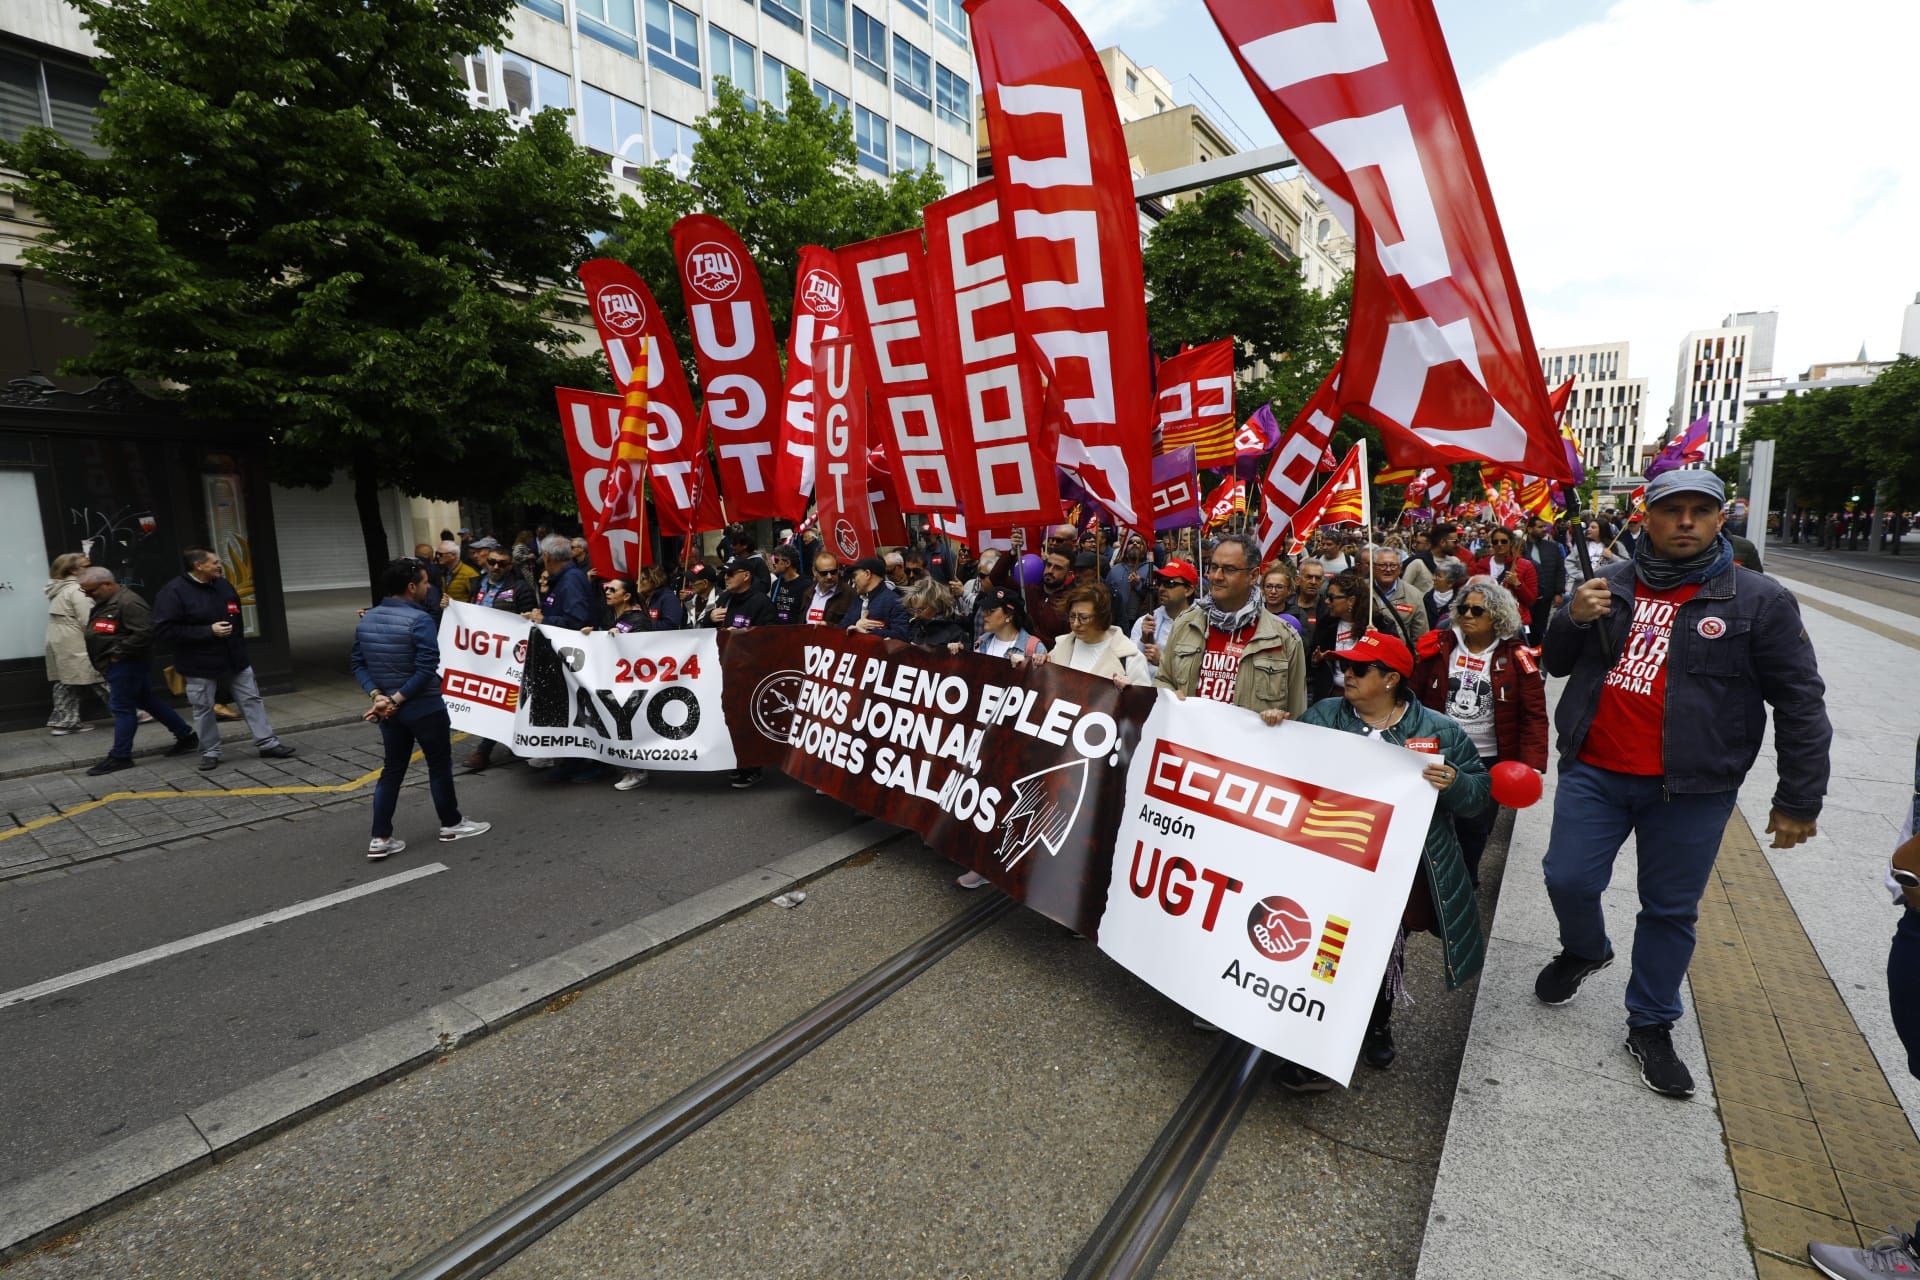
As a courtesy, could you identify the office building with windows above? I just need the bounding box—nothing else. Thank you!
[1672,324,1757,466]
[1535,342,1647,488]
[461,0,979,195]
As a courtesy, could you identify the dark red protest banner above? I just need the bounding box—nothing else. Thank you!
[773,246,847,522]
[673,214,787,518]
[838,229,967,517]
[721,627,1153,935]
[922,183,1059,531]
[812,334,877,563]
[969,0,1157,532]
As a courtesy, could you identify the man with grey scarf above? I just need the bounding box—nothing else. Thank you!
[1537,469,1831,1101]
[1154,533,1307,721]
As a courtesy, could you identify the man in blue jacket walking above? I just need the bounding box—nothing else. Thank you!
[843,556,909,640]
[1537,470,1831,1099]
[351,559,489,860]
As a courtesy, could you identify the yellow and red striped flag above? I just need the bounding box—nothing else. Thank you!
[1154,339,1237,469]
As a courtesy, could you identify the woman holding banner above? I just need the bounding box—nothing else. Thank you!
[1036,586,1150,687]
[1281,630,1489,1092]
[1409,576,1546,885]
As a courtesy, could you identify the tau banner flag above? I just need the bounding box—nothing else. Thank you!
[1155,340,1237,469]
[437,602,530,745]
[673,214,787,519]
[1204,0,1569,480]
[812,335,878,563]
[773,246,848,520]
[721,627,1151,936]
[509,625,735,770]
[1098,695,1434,1085]
[970,0,1156,531]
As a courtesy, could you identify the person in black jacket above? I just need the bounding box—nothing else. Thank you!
[844,556,911,640]
[902,577,969,652]
[461,541,541,774]
[766,544,808,624]
[712,557,776,629]
[76,568,198,775]
[1523,515,1568,645]
[152,547,296,773]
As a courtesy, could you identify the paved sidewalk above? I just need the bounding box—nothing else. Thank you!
[1417,595,1919,1279]
[2,588,370,781]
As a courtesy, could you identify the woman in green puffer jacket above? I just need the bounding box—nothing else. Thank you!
[1276,628,1490,1093]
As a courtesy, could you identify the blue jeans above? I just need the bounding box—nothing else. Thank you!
[1893,907,1920,1080]
[103,661,192,760]
[1542,759,1738,1029]
[370,708,461,839]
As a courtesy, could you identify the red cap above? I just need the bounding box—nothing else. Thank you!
[1153,558,1199,587]
[1331,628,1415,678]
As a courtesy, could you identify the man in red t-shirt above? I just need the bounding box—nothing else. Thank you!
[1536,470,1831,1101]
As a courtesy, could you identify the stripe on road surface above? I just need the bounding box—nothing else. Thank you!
[0,862,450,1010]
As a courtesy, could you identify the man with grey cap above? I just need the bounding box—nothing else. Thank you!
[1536,467,1831,1100]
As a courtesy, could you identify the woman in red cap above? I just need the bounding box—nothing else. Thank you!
[1409,574,1547,885]
[1279,628,1490,1091]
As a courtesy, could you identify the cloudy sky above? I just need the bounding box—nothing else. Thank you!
[1063,0,1920,441]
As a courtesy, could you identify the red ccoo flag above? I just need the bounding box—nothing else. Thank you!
[1205,0,1570,480]
[1154,339,1237,469]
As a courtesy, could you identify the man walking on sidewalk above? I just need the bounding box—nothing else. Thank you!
[1538,469,1832,1099]
[76,568,198,775]
[152,547,297,773]
[351,559,488,860]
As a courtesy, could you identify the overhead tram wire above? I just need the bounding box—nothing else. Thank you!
[392,890,1016,1280]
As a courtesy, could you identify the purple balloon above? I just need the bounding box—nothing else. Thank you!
[1018,552,1043,584]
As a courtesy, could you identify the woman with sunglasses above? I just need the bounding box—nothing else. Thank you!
[1306,570,1409,702]
[582,577,656,791]
[1410,575,1546,884]
[1280,631,1489,1091]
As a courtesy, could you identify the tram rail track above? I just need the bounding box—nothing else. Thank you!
[392,890,1016,1280]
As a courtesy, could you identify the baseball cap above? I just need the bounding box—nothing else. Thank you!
[852,555,886,575]
[721,555,756,577]
[1331,629,1415,678]
[978,587,1022,615]
[1643,469,1725,507]
[688,563,719,585]
[1153,559,1199,587]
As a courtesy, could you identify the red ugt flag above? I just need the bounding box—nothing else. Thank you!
[812,335,877,563]
[1205,0,1569,479]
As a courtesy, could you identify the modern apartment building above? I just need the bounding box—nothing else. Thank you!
[1535,342,1647,484]
[1673,323,1757,466]
[466,0,979,195]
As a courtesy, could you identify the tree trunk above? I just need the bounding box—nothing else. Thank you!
[1870,478,1890,553]
[351,447,389,605]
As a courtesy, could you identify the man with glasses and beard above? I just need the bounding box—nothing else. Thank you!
[1154,533,1305,721]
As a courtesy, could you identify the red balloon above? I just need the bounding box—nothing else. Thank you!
[1489,760,1543,809]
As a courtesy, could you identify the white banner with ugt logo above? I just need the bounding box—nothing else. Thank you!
[1097,696,1435,1085]
[438,602,532,743]
[508,624,736,771]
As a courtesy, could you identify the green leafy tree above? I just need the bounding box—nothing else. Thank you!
[1850,356,1920,508]
[1,0,616,592]
[599,77,944,380]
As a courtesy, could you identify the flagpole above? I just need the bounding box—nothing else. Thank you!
[1359,437,1374,637]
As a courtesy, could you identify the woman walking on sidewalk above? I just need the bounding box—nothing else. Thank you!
[44,552,107,735]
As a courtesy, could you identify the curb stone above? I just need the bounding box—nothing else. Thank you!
[0,816,903,1260]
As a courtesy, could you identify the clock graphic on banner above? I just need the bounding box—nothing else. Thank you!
[750,670,807,744]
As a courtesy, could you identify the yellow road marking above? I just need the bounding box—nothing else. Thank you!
[0,734,470,848]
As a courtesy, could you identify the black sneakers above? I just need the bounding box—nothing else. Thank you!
[1626,1026,1695,1099]
[1362,1019,1396,1070]
[1273,1060,1335,1093]
[1534,948,1614,1005]
[164,736,199,757]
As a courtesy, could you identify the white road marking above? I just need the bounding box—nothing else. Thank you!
[0,863,450,1010]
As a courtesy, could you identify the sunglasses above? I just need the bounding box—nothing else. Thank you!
[487,559,510,569]
[816,569,840,578]
[906,569,928,580]
[1339,659,1383,678]
[1456,604,1490,618]
[602,586,623,594]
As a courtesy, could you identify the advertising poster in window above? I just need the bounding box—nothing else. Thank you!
[202,464,260,637]
[0,471,52,661]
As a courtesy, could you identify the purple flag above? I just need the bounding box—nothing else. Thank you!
[1150,446,1201,532]
[1645,415,1712,480]
[1233,402,1283,479]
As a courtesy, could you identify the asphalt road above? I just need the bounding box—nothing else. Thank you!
[0,756,867,1187]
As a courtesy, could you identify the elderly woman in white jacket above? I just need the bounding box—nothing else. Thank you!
[1036,584,1151,687]
[44,551,108,734]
